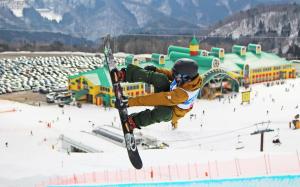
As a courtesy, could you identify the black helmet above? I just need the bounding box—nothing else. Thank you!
[172,58,199,84]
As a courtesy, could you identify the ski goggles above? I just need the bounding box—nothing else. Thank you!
[173,72,191,85]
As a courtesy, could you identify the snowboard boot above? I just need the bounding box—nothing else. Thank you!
[124,115,139,133]
[111,68,126,83]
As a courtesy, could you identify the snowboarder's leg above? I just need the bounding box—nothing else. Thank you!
[126,64,170,92]
[131,106,172,127]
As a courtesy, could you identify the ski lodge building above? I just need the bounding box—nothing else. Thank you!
[68,37,296,106]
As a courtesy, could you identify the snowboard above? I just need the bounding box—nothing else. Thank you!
[103,35,143,170]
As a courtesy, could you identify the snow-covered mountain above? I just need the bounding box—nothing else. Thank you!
[1,0,300,40]
[209,4,300,54]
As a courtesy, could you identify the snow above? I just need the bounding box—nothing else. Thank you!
[6,0,26,17]
[36,9,62,23]
[0,78,300,186]
[210,11,299,40]
[122,2,149,27]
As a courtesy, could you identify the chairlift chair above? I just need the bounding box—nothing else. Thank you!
[235,135,245,150]
[272,128,281,145]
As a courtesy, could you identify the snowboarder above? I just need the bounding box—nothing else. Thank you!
[111,58,202,131]
[5,142,8,147]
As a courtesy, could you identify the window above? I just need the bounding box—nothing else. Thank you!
[274,66,281,70]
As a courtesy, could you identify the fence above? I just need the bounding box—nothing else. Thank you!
[36,151,300,187]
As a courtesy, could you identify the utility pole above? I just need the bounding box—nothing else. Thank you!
[251,121,274,152]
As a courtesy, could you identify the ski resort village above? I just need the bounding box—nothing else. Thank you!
[1,37,300,187]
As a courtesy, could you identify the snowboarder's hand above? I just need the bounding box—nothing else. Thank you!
[144,66,157,72]
[115,96,129,109]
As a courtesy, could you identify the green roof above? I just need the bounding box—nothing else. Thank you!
[292,60,300,63]
[69,45,291,89]
[74,89,89,100]
[190,36,199,45]
[221,51,291,72]
[69,67,112,87]
[135,58,210,75]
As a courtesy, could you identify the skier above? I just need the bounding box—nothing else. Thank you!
[111,58,202,131]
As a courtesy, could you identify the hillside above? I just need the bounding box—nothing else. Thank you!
[208,4,300,56]
[0,30,96,52]
[2,0,300,40]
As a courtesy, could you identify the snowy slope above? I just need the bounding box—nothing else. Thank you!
[0,78,300,186]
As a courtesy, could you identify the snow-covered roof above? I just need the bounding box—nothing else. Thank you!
[222,51,291,71]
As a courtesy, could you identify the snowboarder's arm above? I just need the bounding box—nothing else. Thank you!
[156,68,173,80]
[128,88,188,107]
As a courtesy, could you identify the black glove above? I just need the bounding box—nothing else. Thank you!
[115,96,129,109]
[144,65,157,72]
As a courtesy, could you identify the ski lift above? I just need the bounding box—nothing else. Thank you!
[235,135,244,150]
[252,121,273,134]
[272,128,281,145]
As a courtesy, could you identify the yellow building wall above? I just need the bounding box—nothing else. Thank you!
[68,76,151,107]
[189,45,199,51]
[123,83,147,97]
[249,65,296,84]
[228,71,242,80]
[219,50,225,58]
[68,77,82,91]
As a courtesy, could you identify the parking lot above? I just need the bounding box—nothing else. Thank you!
[0,53,105,102]
[0,53,129,105]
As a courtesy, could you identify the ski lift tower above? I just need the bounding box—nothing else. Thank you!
[251,121,274,152]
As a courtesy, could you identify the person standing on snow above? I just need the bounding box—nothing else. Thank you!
[111,58,202,131]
